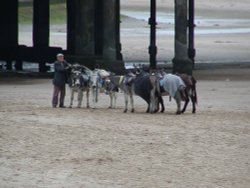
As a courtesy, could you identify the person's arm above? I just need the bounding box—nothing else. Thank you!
[64,61,72,70]
[54,62,66,72]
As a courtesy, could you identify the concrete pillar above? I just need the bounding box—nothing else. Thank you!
[115,0,123,60]
[149,0,157,70]
[33,0,50,72]
[66,0,76,54]
[6,61,13,71]
[0,0,18,71]
[14,60,23,71]
[67,0,95,56]
[173,0,192,75]
[0,0,18,46]
[94,0,103,56]
[103,0,122,60]
[33,0,49,47]
[188,0,196,66]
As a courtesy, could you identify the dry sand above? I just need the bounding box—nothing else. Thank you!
[0,70,250,188]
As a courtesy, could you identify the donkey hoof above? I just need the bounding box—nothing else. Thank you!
[68,106,72,108]
[154,109,159,113]
[176,111,181,115]
[131,109,135,113]
[123,109,127,113]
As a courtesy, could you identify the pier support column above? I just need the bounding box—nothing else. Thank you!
[173,0,192,75]
[0,0,18,71]
[94,0,103,56]
[103,0,122,60]
[33,0,50,72]
[67,0,95,56]
[149,0,157,70]
[6,61,13,71]
[188,0,196,66]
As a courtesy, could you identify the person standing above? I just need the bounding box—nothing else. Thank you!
[52,53,70,108]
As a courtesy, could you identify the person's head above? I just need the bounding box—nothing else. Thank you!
[57,53,64,62]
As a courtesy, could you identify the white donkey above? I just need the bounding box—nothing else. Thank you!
[68,64,92,108]
[90,68,110,108]
[103,75,120,108]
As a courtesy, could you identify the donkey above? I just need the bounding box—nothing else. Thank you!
[158,72,197,114]
[68,64,91,108]
[103,75,119,108]
[176,73,197,113]
[90,68,110,109]
[122,70,164,113]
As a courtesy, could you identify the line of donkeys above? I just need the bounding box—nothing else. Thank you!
[65,63,197,115]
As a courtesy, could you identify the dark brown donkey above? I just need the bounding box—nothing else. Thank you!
[176,73,198,114]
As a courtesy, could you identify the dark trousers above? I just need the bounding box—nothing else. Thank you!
[52,85,66,107]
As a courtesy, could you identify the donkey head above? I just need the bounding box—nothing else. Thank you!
[70,70,83,88]
[90,70,100,88]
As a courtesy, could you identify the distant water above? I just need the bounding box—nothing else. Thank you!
[121,10,250,35]
[121,27,250,36]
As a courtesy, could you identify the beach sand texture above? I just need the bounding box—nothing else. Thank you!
[1,1,250,187]
[0,73,250,188]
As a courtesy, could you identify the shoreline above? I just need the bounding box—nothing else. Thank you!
[1,61,250,81]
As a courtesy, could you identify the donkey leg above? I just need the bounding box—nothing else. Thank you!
[146,105,150,113]
[124,92,128,113]
[181,90,189,113]
[86,89,90,108]
[113,92,117,109]
[153,96,159,113]
[96,88,99,103]
[191,95,196,113]
[149,89,156,113]
[109,94,112,108]
[181,99,189,114]
[69,90,74,108]
[77,90,83,108]
[174,91,182,115]
[159,96,165,113]
[111,92,117,109]
[92,88,96,109]
[130,93,135,113]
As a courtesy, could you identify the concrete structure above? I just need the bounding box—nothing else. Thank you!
[0,0,195,75]
[0,0,124,74]
[172,0,194,75]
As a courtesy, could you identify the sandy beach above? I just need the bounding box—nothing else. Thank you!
[1,1,250,187]
[0,70,250,188]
